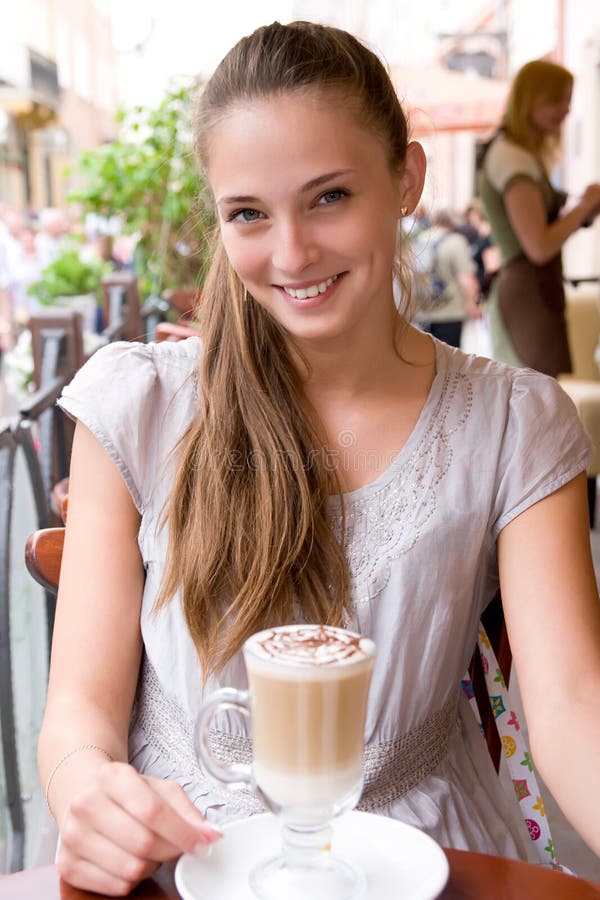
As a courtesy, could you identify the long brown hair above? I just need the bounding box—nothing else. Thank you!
[502,59,573,170]
[157,21,412,678]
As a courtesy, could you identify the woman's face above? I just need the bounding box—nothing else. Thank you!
[206,92,415,349]
[529,86,572,135]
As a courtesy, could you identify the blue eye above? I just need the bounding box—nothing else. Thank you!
[229,208,264,223]
[318,190,347,204]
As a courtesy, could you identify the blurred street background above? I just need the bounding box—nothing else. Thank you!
[0,0,599,881]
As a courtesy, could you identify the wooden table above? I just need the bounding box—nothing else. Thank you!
[2,852,600,899]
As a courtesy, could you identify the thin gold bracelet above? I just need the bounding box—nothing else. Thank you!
[45,744,114,816]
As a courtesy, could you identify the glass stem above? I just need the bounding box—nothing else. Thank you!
[281,822,333,871]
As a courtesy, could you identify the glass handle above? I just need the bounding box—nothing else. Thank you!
[194,688,253,787]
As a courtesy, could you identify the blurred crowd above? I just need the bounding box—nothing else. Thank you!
[0,204,135,355]
[0,205,64,352]
[404,198,500,351]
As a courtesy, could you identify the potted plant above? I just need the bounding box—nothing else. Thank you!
[1,248,109,401]
[27,246,111,332]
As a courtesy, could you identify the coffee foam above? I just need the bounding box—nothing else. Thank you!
[247,625,373,669]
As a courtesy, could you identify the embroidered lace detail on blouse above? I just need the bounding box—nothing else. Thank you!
[130,655,459,817]
[331,370,473,603]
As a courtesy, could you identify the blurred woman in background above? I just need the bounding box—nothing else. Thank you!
[479,59,600,376]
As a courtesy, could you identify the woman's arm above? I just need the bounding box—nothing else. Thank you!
[498,472,600,856]
[38,421,220,895]
[39,421,145,801]
[504,179,600,265]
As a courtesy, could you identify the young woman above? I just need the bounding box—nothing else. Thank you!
[38,22,600,896]
[479,59,600,376]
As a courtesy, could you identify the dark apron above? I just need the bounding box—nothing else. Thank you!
[496,172,572,378]
[497,253,572,377]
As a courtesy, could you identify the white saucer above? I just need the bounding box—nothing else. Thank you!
[175,810,449,900]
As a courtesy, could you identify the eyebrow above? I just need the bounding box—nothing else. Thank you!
[217,169,356,206]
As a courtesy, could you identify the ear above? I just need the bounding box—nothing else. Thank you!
[397,141,427,217]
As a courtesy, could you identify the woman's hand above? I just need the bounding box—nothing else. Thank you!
[56,762,222,896]
[580,182,600,223]
[505,179,600,263]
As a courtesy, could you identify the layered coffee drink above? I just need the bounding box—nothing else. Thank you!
[244,625,375,810]
[196,624,376,899]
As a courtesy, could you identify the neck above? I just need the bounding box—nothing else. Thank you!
[295,318,433,407]
[295,321,400,397]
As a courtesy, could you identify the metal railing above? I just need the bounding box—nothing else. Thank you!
[0,410,56,874]
[0,318,87,872]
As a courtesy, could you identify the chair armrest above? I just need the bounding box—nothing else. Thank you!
[24,528,65,594]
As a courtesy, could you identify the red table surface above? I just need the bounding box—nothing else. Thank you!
[1,851,600,900]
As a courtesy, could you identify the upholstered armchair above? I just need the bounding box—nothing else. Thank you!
[557,286,600,526]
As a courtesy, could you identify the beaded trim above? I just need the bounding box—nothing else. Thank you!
[129,657,261,816]
[360,698,460,810]
[130,657,459,817]
[330,370,473,604]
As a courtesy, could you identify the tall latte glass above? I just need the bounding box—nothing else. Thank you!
[195,624,375,900]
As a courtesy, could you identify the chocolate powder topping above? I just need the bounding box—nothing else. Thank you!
[254,625,367,666]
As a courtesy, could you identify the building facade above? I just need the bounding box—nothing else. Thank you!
[0,0,119,212]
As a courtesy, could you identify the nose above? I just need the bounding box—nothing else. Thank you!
[271,218,318,275]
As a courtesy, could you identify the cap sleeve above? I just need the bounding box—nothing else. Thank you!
[485,138,542,194]
[58,341,165,513]
[491,370,591,536]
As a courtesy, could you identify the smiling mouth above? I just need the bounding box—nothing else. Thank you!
[281,274,339,300]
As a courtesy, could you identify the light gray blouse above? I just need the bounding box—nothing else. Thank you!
[58,336,590,860]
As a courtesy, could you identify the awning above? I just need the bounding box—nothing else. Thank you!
[390,64,508,136]
[0,86,58,128]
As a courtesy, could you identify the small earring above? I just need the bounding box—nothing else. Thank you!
[400,206,408,216]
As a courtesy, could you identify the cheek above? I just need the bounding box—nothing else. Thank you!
[531,104,554,129]
[338,210,397,262]
[220,232,264,282]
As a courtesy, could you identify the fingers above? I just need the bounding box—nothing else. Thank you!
[57,839,159,897]
[99,765,222,855]
[148,775,223,845]
[65,787,184,863]
[59,763,223,896]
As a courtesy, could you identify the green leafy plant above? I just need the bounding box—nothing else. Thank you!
[67,82,215,300]
[27,248,110,305]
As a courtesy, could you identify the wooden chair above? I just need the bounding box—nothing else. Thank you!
[24,527,65,596]
[25,470,68,595]
[28,309,85,392]
[26,312,84,521]
[154,321,199,342]
[469,591,511,771]
[100,272,143,343]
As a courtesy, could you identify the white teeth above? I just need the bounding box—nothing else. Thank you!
[283,274,338,299]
